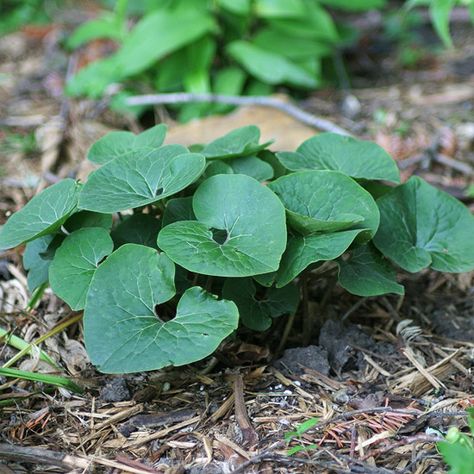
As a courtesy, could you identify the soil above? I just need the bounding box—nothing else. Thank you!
[0,7,473,474]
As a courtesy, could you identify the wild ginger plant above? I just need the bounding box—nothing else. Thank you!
[1,125,473,373]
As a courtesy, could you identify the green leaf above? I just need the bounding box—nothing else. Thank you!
[318,0,387,11]
[430,0,455,48]
[49,227,114,310]
[285,417,320,441]
[223,278,299,331]
[373,177,474,273]
[109,8,216,78]
[253,28,332,60]
[111,214,161,248]
[227,41,319,89]
[0,367,83,394]
[277,133,400,183]
[255,0,305,18]
[67,15,124,50]
[269,171,380,237]
[229,156,274,181]
[158,174,287,277]
[87,124,167,165]
[438,441,474,474]
[79,145,206,213]
[218,0,251,15]
[67,8,216,97]
[203,161,234,179]
[84,244,238,373]
[269,3,338,42]
[0,179,81,250]
[210,67,247,114]
[23,235,55,292]
[202,126,271,160]
[275,230,363,287]
[162,197,196,227]
[64,211,113,232]
[338,244,404,296]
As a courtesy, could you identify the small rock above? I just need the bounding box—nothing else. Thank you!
[273,345,330,375]
[100,377,131,402]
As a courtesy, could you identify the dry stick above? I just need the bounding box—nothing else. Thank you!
[125,93,352,136]
[233,374,258,447]
[0,443,89,470]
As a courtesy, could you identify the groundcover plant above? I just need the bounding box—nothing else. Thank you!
[1,125,473,373]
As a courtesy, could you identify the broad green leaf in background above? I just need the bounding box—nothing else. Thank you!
[49,227,114,310]
[338,244,404,296]
[111,214,161,248]
[430,0,455,48]
[269,171,380,237]
[318,0,387,11]
[23,235,55,292]
[228,156,274,181]
[275,230,363,287]
[162,197,196,227]
[87,124,167,164]
[158,174,287,277]
[64,211,113,232]
[0,179,81,250]
[227,41,319,88]
[269,2,338,42]
[253,28,332,60]
[223,278,299,331]
[202,125,271,159]
[217,0,251,15]
[277,133,400,183]
[67,8,216,97]
[209,67,247,114]
[373,177,474,273]
[79,145,206,213]
[84,244,238,373]
[67,15,125,50]
[108,7,216,77]
[255,0,306,18]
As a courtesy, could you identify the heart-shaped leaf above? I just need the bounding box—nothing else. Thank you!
[277,133,400,183]
[201,126,271,159]
[229,156,274,181]
[79,145,206,213]
[84,244,238,373]
[88,124,167,165]
[223,278,299,331]
[269,170,379,236]
[338,244,404,296]
[158,174,287,277]
[49,227,114,310]
[373,176,474,273]
[0,179,81,250]
[203,161,234,179]
[275,230,363,287]
[162,197,196,227]
[111,214,161,249]
[23,235,55,292]
[64,211,113,232]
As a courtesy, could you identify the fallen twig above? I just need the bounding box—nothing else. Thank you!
[234,374,258,447]
[124,92,352,136]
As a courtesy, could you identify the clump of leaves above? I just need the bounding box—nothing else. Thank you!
[1,125,474,373]
[438,408,474,474]
[65,0,384,119]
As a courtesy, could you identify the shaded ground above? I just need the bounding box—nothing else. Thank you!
[0,10,473,474]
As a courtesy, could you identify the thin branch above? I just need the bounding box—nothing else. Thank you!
[125,92,352,136]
